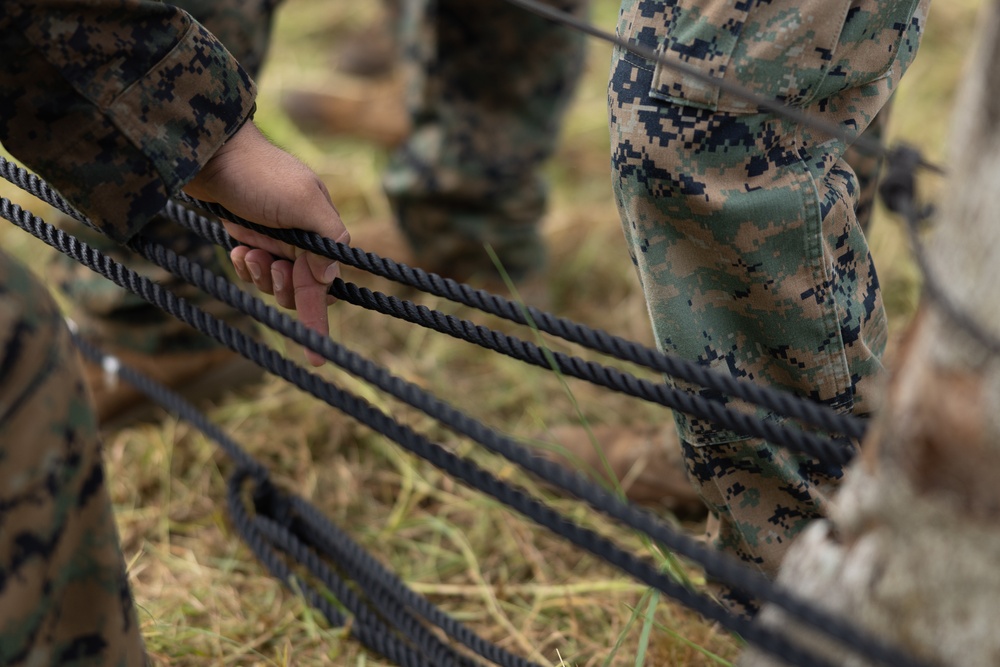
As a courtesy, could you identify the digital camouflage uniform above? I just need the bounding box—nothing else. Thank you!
[383,0,591,282]
[57,0,591,339]
[609,0,930,612]
[0,255,145,667]
[45,0,279,354]
[0,0,257,663]
[380,0,890,283]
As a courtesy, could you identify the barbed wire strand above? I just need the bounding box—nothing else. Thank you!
[879,145,1000,356]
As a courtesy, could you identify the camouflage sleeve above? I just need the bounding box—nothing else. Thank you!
[0,0,257,241]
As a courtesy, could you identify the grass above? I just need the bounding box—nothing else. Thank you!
[0,0,988,665]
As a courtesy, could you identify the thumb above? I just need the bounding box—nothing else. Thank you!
[303,248,341,286]
[297,221,349,285]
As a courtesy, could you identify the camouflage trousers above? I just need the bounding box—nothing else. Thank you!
[610,0,930,611]
[382,0,889,284]
[0,252,146,665]
[383,0,590,282]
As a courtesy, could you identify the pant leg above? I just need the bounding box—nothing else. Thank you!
[844,98,894,235]
[46,0,280,353]
[384,0,589,281]
[679,438,846,615]
[0,252,145,666]
[609,0,930,611]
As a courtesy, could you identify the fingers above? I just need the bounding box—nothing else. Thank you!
[303,234,346,287]
[292,254,333,366]
[231,248,326,365]
[270,260,295,309]
[191,122,352,366]
[231,246,279,295]
[230,245,252,282]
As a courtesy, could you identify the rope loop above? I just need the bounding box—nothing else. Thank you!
[0,158,944,667]
[0,63,950,667]
[250,473,294,528]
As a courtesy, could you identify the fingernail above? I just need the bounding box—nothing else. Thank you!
[247,261,262,282]
[323,263,338,283]
[233,260,250,282]
[272,269,284,293]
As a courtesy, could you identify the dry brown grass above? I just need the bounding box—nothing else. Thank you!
[0,0,986,665]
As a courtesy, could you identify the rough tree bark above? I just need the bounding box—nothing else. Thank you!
[740,2,1000,666]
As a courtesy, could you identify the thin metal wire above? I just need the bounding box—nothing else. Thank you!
[503,0,885,155]
[503,0,944,180]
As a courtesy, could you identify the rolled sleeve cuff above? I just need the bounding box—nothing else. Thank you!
[94,20,256,239]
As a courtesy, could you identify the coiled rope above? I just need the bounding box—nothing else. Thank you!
[0,3,958,664]
[0,175,938,667]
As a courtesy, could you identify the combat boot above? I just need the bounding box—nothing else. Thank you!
[281,80,410,148]
[334,0,401,78]
[335,21,398,78]
[536,424,706,520]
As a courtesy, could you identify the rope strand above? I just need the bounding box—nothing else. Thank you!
[0,193,939,667]
[176,191,869,442]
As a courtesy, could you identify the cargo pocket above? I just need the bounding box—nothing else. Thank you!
[618,0,853,113]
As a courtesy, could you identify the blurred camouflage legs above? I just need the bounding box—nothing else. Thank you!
[680,438,847,616]
[335,0,403,78]
[0,252,145,666]
[1,0,261,660]
[383,0,590,283]
[281,84,411,149]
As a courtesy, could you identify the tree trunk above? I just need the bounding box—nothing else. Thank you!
[741,2,1000,666]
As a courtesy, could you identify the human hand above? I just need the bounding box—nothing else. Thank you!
[184,121,348,366]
